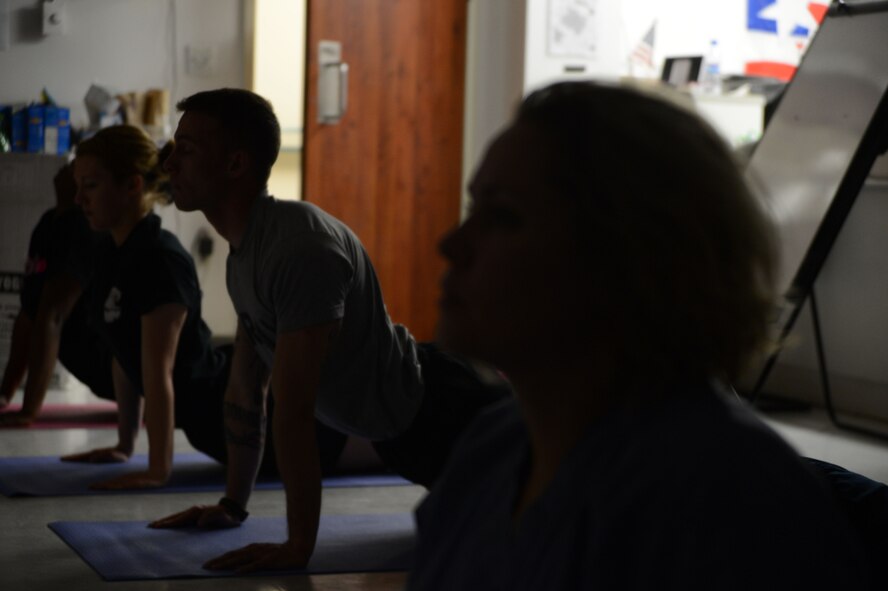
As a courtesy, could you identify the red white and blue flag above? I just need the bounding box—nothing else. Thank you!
[630,21,657,69]
[745,0,829,81]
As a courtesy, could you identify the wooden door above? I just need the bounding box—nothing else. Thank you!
[303,0,467,342]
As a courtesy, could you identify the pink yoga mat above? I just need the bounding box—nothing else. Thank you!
[0,403,118,429]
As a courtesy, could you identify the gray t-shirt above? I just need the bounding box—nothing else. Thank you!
[226,194,423,439]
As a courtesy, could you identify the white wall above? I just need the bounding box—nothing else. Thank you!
[0,0,243,337]
[0,0,244,129]
[522,0,624,91]
[462,0,527,215]
[474,0,773,147]
[625,0,751,75]
[252,0,304,135]
[522,0,819,91]
[251,0,305,200]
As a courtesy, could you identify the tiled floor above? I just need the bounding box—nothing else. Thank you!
[1,384,886,590]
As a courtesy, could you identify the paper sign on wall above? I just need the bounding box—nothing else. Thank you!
[548,0,599,59]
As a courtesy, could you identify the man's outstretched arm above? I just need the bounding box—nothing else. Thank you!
[150,322,270,530]
[202,319,340,573]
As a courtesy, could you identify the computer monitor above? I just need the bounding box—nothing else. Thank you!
[661,56,703,87]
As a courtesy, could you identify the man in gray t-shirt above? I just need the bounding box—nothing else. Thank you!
[152,88,508,573]
[226,193,423,439]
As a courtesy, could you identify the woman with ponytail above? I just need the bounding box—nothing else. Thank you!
[64,125,345,490]
[60,124,230,489]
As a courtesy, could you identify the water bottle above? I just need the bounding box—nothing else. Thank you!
[701,39,722,94]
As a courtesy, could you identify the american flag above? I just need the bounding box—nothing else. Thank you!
[631,22,657,68]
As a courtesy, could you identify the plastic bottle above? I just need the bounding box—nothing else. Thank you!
[700,39,722,94]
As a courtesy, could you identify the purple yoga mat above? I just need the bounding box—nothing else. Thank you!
[0,452,411,497]
[49,513,415,580]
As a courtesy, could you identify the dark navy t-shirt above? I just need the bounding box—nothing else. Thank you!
[408,384,870,590]
[21,207,112,398]
[90,214,225,396]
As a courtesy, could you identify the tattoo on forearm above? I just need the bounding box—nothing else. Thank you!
[224,425,263,449]
[246,357,267,406]
[224,401,265,449]
[224,401,262,425]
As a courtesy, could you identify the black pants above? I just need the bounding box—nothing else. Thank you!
[176,345,347,476]
[372,343,512,488]
[179,343,508,484]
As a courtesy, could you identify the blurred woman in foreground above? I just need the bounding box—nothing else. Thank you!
[408,82,870,590]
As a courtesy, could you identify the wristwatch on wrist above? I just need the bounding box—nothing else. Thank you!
[218,496,249,522]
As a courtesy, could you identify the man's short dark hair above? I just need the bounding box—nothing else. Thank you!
[176,88,281,185]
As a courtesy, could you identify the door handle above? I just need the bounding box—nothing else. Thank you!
[318,40,348,124]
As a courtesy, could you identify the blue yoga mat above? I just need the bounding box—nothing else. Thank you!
[49,513,415,580]
[0,453,410,497]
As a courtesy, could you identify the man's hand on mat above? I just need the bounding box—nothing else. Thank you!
[60,446,131,463]
[90,469,170,490]
[0,411,35,427]
[149,505,241,530]
[202,541,310,573]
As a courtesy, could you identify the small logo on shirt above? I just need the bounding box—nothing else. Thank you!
[104,287,122,323]
[25,256,48,276]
